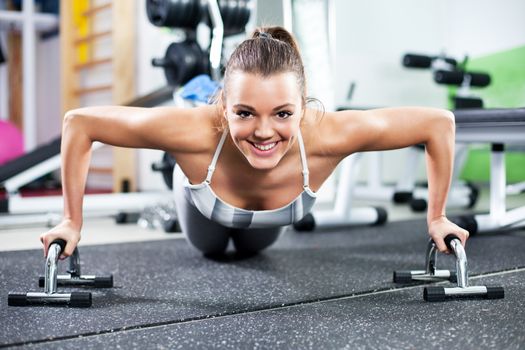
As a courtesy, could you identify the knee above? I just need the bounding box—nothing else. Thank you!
[231,228,282,254]
[184,232,229,256]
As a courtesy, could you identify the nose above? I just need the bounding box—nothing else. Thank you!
[253,117,275,140]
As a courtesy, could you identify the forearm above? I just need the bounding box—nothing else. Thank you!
[424,111,455,225]
[60,113,93,230]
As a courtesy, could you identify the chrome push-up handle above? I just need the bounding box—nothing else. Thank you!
[394,234,505,302]
[8,239,113,307]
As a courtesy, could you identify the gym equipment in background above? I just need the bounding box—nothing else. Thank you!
[146,0,204,29]
[8,239,113,307]
[0,36,5,64]
[152,39,210,87]
[398,52,491,212]
[294,153,388,231]
[402,53,491,109]
[293,0,387,231]
[142,152,179,232]
[452,108,525,235]
[0,86,175,229]
[394,234,504,302]
[148,0,253,85]
[0,120,24,166]
[146,0,252,36]
[337,80,479,213]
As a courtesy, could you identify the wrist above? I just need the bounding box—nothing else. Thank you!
[428,214,446,225]
[62,217,82,231]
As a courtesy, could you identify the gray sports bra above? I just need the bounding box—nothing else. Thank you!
[181,128,317,229]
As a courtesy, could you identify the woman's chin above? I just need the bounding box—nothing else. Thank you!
[247,158,279,170]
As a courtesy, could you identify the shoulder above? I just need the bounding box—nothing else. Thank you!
[154,104,224,155]
[300,108,372,158]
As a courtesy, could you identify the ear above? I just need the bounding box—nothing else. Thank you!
[217,90,227,118]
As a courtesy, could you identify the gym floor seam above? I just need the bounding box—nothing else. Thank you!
[2,266,522,349]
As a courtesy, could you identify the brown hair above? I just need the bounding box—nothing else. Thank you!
[222,26,307,106]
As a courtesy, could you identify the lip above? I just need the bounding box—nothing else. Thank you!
[249,141,279,157]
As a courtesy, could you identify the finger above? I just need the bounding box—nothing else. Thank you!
[457,229,470,246]
[42,237,49,258]
[434,238,449,254]
[62,241,76,259]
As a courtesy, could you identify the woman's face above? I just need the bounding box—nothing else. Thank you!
[224,72,303,170]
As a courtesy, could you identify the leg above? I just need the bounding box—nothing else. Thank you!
[172,166,230,255]
[230,227,284,254]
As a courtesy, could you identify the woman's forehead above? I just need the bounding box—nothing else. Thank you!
[226,72,302,105]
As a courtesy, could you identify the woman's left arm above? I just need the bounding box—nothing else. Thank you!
[329,107,469,252]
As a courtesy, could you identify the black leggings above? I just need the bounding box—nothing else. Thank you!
[172,166,283,255]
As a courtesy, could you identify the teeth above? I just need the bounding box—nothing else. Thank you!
[253,142,276,151]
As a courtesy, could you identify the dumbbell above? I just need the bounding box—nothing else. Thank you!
[146,0,203,29]
[203,0,253,36]
[147,0,253,36]
[8,239,113,307]
[152,40,210,87]
[151,152,177,189]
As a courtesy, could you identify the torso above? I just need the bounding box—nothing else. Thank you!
[172,106,343,211]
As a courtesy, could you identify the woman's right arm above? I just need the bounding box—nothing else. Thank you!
[40,104,216,258]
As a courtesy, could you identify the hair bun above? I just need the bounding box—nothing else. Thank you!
[258,32,272,39]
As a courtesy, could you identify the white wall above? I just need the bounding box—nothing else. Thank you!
[332,0,525,184]
[333,0,525,108]
[36,35,60,144]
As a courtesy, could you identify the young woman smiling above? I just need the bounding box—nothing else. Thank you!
[40,27,468,258]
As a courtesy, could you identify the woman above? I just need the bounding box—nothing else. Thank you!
[40,27,469,259]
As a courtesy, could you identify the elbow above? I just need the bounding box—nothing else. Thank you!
[424,110,455,147]
[438,110,455,136]
[443,110,455,126]
[62,110,91,141]
[63,111,80,133]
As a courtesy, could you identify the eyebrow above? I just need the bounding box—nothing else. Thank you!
[233,103,295,112]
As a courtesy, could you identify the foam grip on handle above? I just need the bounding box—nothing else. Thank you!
[70,292,92,307]
[402,54,432,68]
[443,234,460,251]
[467,72,491,87]
[94,276,114,288]
[434,70,463,85]
[50,239,67,254]
[393,271,413,283]
[8,293,28,306]
[434,70,491,87]
[486,286,504,299]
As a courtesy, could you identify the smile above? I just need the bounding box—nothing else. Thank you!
[252,142,277,151]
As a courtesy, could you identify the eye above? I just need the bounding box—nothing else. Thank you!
[277,111,293,119]
[235,110,252,119]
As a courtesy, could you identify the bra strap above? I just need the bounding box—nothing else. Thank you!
[297,130,310,188]
[205,128,229,183]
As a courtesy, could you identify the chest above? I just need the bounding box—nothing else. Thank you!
[174,131,341,211]
[209,153,337,210]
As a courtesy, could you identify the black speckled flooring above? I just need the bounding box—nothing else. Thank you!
[1,220,524,349]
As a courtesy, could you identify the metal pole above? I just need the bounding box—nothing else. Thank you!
[22,0,36,150]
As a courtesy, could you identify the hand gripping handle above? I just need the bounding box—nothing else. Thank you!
[443,234,460,251]
[50,239,67,255]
